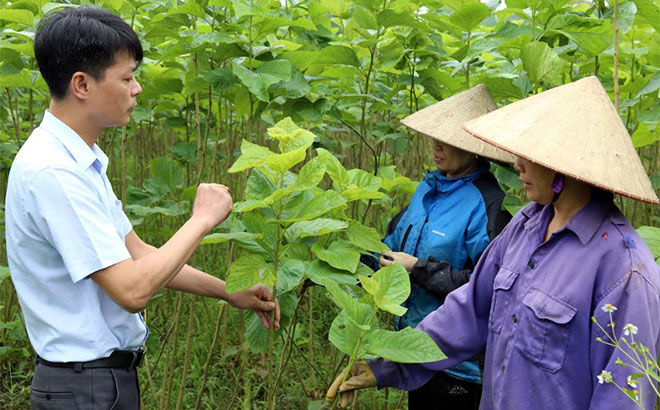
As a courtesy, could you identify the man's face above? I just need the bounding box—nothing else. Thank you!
[87,51,142,128]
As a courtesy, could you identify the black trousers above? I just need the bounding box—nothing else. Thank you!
[408,371,482,410]
[31,361,140,409]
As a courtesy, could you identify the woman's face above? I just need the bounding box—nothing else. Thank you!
[432,140,479,178]
[514,157,556,204]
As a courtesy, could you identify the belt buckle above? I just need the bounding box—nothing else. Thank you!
[128,346,145,371]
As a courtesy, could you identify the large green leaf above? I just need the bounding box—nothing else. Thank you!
[312,45,360,67]
[267,117,316,152]
[245,311,269,353]
[450,1,490,32]
[328,310,369,357]
[228,139,274,173]
[284,218,349,242]
[227,254,275,293]
[632,0,660,33]
[231,61,291,102]
[306,260,360,287]
[326,282,373,328]
[277,258,306,294]
[611,2,638,34]
[521,41,565,86]
[0,70,32,88]
[201,232,263,245]
[0,9,34,26]
[246,170,276,200]
[291,157,326,191]
[546,15,613,57]
[370,264,410,316]
[365,328,446,363]
[282,190,347,223]
[265,146,308,174]
[632,123,659,148]
[312,241,361,273]
[637,71,660,97]
[377,9,427,29]
[317,148,348,188]
[150,157,183,194]
[345,221,390,253]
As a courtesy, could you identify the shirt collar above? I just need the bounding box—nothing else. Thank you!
[522,195,613,245]
[40,110,108,174]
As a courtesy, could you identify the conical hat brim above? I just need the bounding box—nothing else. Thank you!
[463,76,658,204]
[401,84,515,163]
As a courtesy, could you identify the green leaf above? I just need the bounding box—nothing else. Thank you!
[312,45,360,67]
[342,187,384,201]
[371,264,410,316]
[450,1,490,32]
[632,122,659,148]
[326,282,373,327]
[201,232,263,245]
[245,311,269,353]
[125,203,189,217]
[351,6,378,30]
[228,139,274,173]
[547,15,613,57]
[0,266,10,283]
[0,9,34,26]
[284,218,349,242]
[282,190,347,223]
[0,70,32,88]
[292,157,326,191]
[232,62,290,102]
[328,310,369,357]
[521,41,565,86]
[637,226,660,261]
[277,258,306,294]
[246,169,276,199]
[267,117,316,153]
[359,274,379,296]
[318,0,350,17]
[306,260,360,287]
[317,148,348,188]
[150,157,184,194]
[265,147,308,175]
[312,241,361,273]
[612,2,637,34]
[365,328,446,363]
[345,221,389,253]
[637,71,660,97]
[632,0,660,33]
[377,10,426,29]
[227,254,275,293]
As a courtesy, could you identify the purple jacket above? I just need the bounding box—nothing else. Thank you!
[370,195,660,410]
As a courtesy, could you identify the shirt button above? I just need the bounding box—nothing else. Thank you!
[512,314,518,323]
[527,260,535,269]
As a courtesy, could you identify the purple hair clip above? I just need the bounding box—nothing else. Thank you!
[552,173,564,194]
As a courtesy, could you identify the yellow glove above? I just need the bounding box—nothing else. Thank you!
[326,361,377,408]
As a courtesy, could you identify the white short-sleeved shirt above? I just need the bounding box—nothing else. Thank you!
[5,110,148,362]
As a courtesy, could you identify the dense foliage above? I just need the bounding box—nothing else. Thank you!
[1,0,659,408]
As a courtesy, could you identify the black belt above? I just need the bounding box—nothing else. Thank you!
[36,347,145,372]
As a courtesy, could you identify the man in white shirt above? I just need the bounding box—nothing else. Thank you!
[5,6,279,408]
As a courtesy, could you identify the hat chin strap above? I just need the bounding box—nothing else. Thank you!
[552,173,565,203]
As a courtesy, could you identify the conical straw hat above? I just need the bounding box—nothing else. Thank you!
[463,76,658,204]
[401,84,515,163]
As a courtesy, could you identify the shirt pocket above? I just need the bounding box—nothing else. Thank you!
[516,288,577,373]
[488,267,519,334]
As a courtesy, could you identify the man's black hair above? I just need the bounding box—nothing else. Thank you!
[34,6,143,99]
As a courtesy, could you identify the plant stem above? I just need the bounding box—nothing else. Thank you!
[175,295,196,410]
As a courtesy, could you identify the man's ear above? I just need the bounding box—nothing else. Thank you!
[70,71,91,100]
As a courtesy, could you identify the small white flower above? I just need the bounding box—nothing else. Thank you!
[623,324,638,336]
[602,303,617,313]
[627,375,638,388]
[597,370,613,384]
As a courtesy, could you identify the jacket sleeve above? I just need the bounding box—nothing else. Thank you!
[368,226,510,391]
[409,179,511,298]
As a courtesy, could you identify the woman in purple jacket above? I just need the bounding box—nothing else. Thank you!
[327,77,660,410]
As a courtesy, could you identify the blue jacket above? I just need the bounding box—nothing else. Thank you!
[383,165,510,383]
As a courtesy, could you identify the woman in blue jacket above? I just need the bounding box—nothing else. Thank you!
[377,85,514,410]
